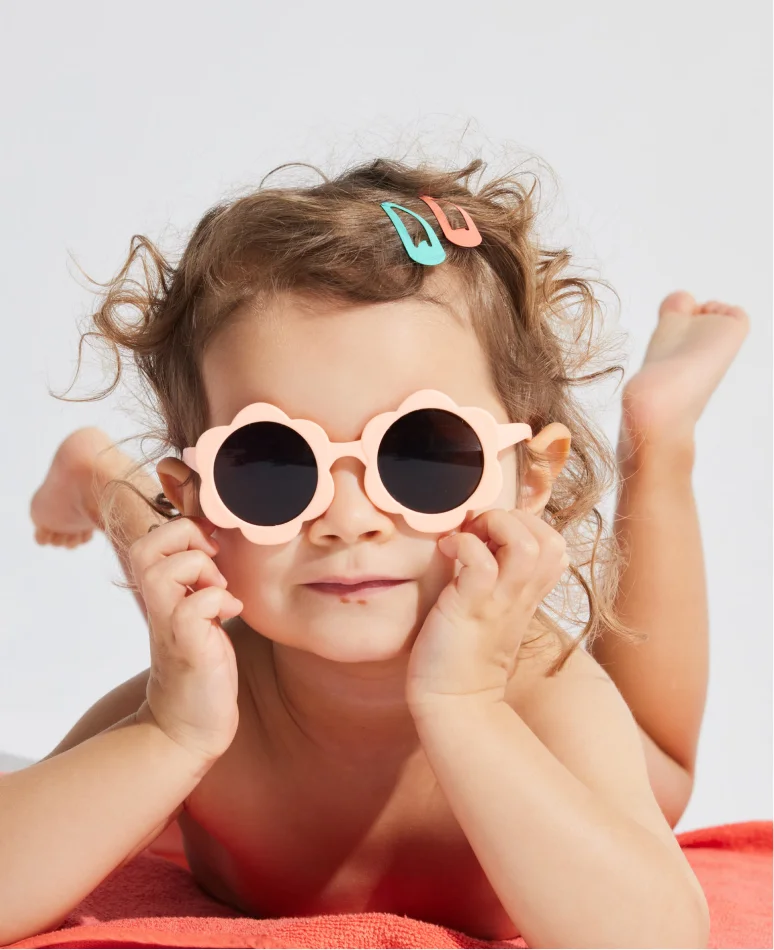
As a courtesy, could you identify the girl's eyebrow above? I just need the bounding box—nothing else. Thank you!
[206,395,272,427]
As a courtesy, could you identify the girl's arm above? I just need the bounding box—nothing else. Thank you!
[0,702,214,946]
[411,651,710,949]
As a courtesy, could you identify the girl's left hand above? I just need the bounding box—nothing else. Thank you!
[405,508,570,712]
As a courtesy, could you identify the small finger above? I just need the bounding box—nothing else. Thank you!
[170,586,243,657]
[438,531,499,609]
[130,515,220,578]
[142,548,228,629]
[463,509,540,595]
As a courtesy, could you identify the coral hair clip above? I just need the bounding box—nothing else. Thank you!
[418,195,482,247]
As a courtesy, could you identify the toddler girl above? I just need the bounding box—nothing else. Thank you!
[10,156,748,947]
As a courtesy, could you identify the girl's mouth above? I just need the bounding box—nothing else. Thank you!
[306,579,409,596]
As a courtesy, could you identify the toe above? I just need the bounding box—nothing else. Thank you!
[698,300,750,327]
[728,304,750,327]
[659,290,697,319]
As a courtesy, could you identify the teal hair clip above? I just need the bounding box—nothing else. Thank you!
[380,195,482,266]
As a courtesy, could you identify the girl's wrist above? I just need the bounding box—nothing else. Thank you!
[134,701,222,779]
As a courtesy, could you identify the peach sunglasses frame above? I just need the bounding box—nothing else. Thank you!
[182,390,532,545]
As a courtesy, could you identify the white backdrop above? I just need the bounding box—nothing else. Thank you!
[0,0,770,834]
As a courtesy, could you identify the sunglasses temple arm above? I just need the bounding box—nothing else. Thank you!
[497,423,532,451]
[182,447,199,473]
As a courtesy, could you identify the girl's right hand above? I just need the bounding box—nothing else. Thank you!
[129,515,244,764]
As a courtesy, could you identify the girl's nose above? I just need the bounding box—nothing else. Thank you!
[305,458,396,546]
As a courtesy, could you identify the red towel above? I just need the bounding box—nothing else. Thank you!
[2,808,771,949]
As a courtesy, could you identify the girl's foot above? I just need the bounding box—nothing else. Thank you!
[621,290,749,453]
[30,427,137,549]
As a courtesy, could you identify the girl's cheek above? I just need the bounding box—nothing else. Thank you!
[215,533,297,602]
[210,531,260,584]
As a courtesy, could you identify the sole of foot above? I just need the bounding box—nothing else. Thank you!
[29,427,128,549]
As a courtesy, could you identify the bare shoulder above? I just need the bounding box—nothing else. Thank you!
[39,666,151,762]
[504,630,704,902]
[506,628,609,713]
[505,631,634,761]
[508,629,696,832]
[38,616,258,765]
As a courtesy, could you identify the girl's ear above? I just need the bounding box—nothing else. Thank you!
[155,457,196,516]
[518,423,572,515]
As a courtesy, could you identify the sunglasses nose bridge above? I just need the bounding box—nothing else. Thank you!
[329,441,368,466]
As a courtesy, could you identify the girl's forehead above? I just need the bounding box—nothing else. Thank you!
[202,292,502,434]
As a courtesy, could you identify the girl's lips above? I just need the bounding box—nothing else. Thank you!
[306,579,409,595]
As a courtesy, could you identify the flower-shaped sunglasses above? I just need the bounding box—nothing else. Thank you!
[182,389,532,545]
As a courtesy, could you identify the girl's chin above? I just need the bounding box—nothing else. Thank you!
[272,619,419,656]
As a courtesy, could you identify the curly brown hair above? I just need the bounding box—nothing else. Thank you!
[52,154,638,676]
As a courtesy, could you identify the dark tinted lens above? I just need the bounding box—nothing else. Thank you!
[377,408,484,514]
[213,422,318,526]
